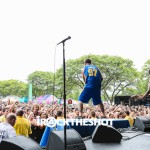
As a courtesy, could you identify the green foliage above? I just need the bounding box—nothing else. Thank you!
[0,55,149,103]
[95,55,139,102]
[54,68,64,98]
[0,80,28,97]
[57,54,139,103]
[27,71,54,97]
[136,59,150,94]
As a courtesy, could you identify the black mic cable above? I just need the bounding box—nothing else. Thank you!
[52,45,57,116]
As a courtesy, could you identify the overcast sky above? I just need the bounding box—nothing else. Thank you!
[0,0,150,82]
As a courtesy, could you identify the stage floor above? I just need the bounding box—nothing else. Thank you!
[85,131,150,150]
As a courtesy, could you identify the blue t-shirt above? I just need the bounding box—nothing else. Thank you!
[83,65,102,89]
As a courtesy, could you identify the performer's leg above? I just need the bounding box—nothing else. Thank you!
[78,101,83,117]
[92,91,106,118]
[98,103,106,118]
[78,88,91,117]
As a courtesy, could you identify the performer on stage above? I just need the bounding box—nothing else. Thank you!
[78,58,106,118]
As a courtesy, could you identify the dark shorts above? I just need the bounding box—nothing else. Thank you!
[78,87,102,105]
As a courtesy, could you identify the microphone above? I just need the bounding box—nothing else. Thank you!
[57,36,71,45]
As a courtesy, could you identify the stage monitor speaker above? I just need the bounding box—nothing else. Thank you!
[0,135,42,150]
[46,129,86,150]
[92,125,122,143]
[134,116,150,132]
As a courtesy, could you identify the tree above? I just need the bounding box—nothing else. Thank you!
[54,58,84,99]
[55,54,139,103]
[137,59,150,95]
[0,80,28,97]
[97,55,139,103]
[27,71,54,97]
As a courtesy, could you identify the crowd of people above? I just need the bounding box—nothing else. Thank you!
[0,98,150,144]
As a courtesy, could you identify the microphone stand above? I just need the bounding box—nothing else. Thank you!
[62,42,67,150]
[57,36,71,150]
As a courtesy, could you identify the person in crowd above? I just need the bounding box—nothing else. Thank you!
[90,110,96,119]
[14,109,32,137]
[114,112,120,119]
[40,112,47,119]
[78,58,106,118]
[108,113,114,118]
[9,100,19,113]
[119,111,125,119]
[84,112,89,119]
[32,104,40,117]
[124,110,134,127]
[0,107,3,117]
[75,108,79,118]
[56,110,64,120]
[28,112,46,143]
[28,112,37,126]
[55,110,64,130]
[0,108,9,123]
[0,113,16,143]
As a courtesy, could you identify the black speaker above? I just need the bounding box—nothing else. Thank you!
[134,116,150,132]
[92,125,122,143]
[0,135,42,150]
[46,129,86,150]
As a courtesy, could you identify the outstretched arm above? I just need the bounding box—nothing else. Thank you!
[9,100,18,112]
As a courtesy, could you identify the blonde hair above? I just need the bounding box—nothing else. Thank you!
[32,104,40,111]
